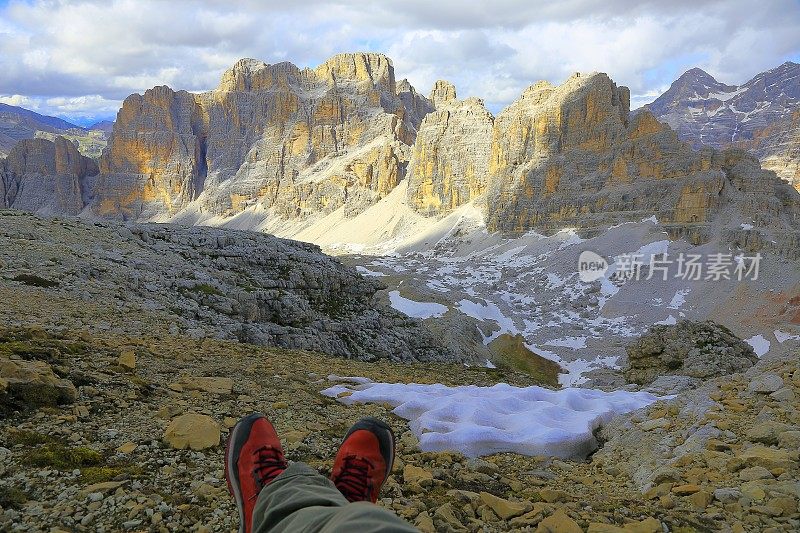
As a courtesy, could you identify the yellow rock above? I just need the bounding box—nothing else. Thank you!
[535,509,583,533]
[116,442,137,454]
[689,490,713,509]
[403,464,433,486]
[539,489,571,503]
[433,503,463,529]
[671,483,702,495]
[414,511,435,533]
[163,413,220,450]
[117,350,136,371]
[479,491,529,519]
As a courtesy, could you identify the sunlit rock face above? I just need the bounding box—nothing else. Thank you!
[5,54,797,249]
[406,94,494,215]
[90,53,426,221]
[738,110,800,193]
[482,73,799,237]
[1,136,98,215]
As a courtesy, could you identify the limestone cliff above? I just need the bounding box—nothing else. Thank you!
[3,54,798,248]
[737,110,800,192]
[1,136,98,215]
[90,53,427,222]
[95,86,206,220]
[406,95,494,214]
[396,78,434,135]
[429,80,457,108]
[482,73,800,239]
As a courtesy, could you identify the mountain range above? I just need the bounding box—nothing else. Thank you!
[0,103,109,159]
[644,61,800,189]
[2,53,798,258]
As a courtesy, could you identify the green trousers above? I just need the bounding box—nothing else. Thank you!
[251,462,419,532]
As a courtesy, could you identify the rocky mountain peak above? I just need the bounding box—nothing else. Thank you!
[429,80,457,108]
[4,136,96,179]
[397,78,435,134]
[218,58,270,91]
[406,95,494,214]
[645,61,800,191]
[314,52,397,92]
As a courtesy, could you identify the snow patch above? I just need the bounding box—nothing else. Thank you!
[544,336,588,349]
[389,291,448,319]
[745,335,771,357]
[356,265,386,277]
[668,288,691,309]
[457,299,517,343]
[774,330,800,343]
[655,315,677,325]
[321,381,661,458]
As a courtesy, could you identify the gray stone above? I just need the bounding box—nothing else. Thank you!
[623,320,757,385]
[714,487,743,503]
[748,373,785,393]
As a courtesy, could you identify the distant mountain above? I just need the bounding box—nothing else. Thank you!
[0,103,84,156]
[88,120,115,133]
[644,61,800,189]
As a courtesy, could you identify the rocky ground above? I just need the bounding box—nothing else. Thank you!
[1,325,798,533]
[1,212,798,532]
[0,210,457,363]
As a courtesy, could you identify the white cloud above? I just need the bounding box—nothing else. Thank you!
[0,0,797,121]
[0,94,38,108]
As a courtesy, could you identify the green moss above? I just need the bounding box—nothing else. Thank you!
[487,334,562,387]
[81,464,144,484]
[22,444,103,469]
[4,429,59,447]
[190,284,222,296]
[0,486,29,509]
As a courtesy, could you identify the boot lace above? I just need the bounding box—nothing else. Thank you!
[334,455,374,502]
[250,445,287,496]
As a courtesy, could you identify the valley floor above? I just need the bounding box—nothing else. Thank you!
[1,325,798,532]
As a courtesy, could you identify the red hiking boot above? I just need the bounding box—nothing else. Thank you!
[331,417,395,503]
[225,413,288,533]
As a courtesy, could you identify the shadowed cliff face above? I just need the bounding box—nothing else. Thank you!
[90,53,419,221]
[1,136,98,215]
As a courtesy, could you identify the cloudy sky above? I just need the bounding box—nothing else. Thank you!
[1,0,798,125]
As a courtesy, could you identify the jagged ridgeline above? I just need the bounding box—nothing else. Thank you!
[1,52,799,246]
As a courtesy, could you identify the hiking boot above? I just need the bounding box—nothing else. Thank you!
[225,413,288,533]
[331,417,395,503]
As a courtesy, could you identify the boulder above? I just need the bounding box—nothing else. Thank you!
[117,350,136,371]
[623,320,757,385]
[0,356,76,411]
[479,491,529,520]
[535,509,583,533]
[163,413,220,450]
